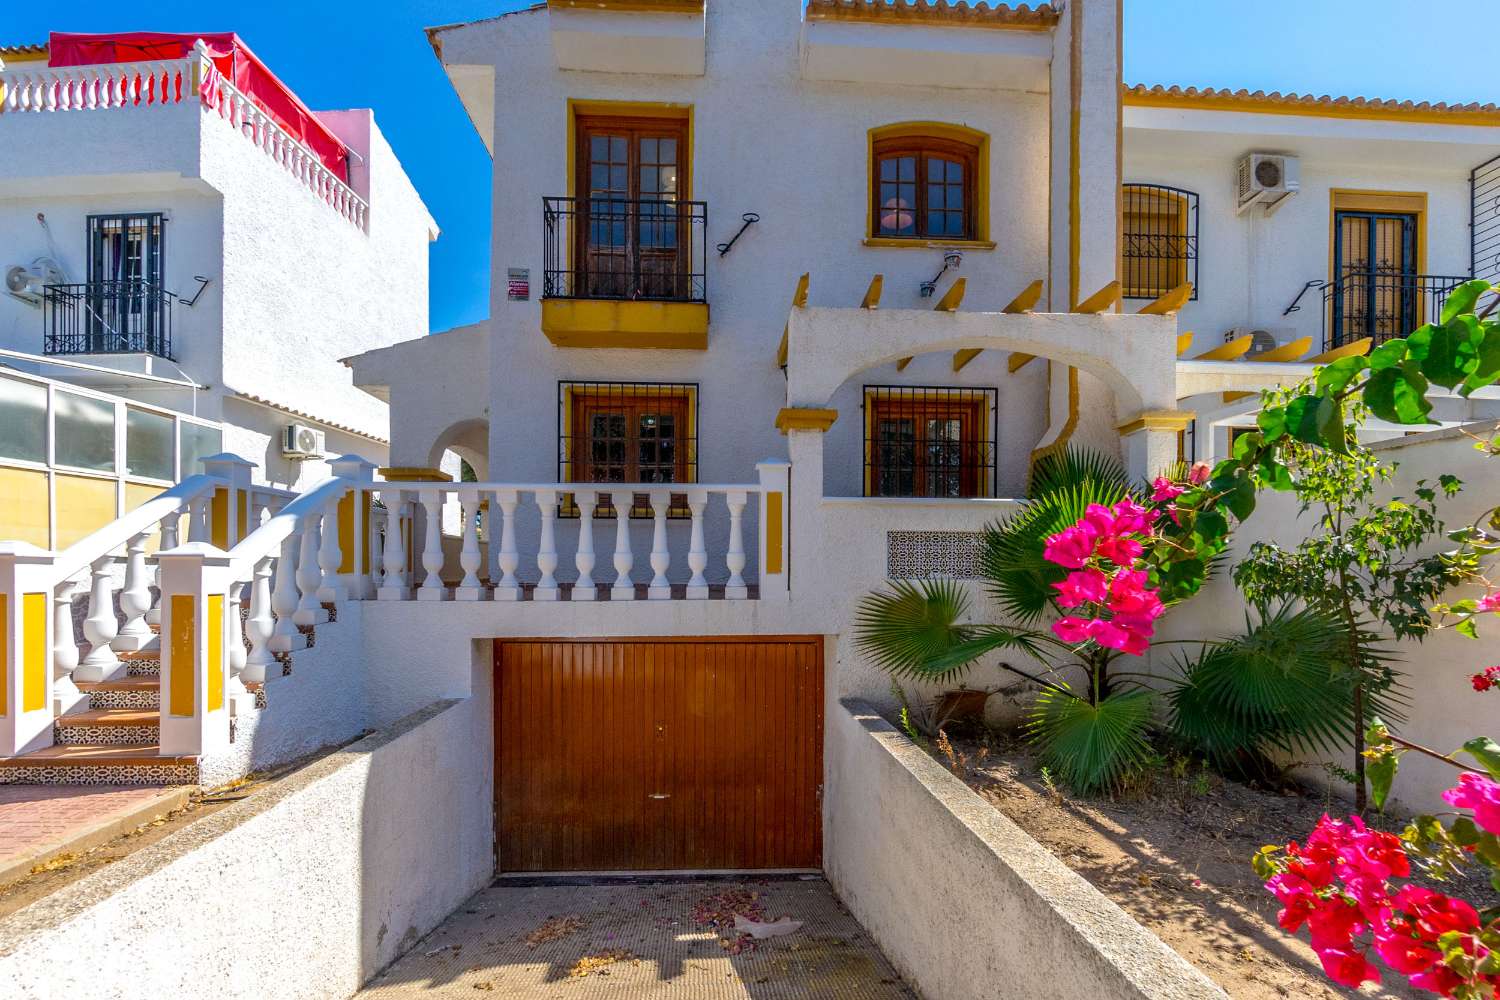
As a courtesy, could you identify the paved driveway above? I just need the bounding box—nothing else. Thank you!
[358,877,914,999]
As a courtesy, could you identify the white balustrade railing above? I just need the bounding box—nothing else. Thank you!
[0,43,368,231]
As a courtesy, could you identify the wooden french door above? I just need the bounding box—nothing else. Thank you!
[85,213,166,353]
[575,116,689,300]
[869,396,987,498]
[495,638,824,873]
[1332,210,1418,344]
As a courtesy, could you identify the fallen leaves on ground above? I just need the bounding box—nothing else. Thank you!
[568,949,637,978]
[523,915,584,948]
[29,853,78,875]
[692,887,768,954]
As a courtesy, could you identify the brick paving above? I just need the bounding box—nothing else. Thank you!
[0,784,190,883]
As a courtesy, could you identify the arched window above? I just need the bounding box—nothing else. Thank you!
[1122,183,1199,300]
[869,126,984,242]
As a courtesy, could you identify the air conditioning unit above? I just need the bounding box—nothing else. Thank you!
[4,259,64,307]
[1236,153,1300,216]
[1226,327,1290,357]
[281,422,326,461]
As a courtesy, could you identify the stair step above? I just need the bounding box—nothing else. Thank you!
[60,708,159,727]
[0,743,198,787]
[78,676,159,710]
[56,707,161,746]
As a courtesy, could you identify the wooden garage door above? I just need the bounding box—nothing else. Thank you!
[495,637,823,873]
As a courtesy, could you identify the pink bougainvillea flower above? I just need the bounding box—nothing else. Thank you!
[1478,591,1500,613]
[1052,568,1108,608]
[1043,524,1097,569]
[1314,947,1381,989]
[1441,774,1500,837]
[1095,535,1144,566]
[1187,462,1212,486]
[1265,873,1318,933]
[1086,618,1150,656]
[1106,569,1162,616]
[1051,616,1093,644]
[1345,820,1411,881]
[1473,671,1496,692]
[1109,497,1158,535]
[1150,477,1185,502]
[1393,885,1482,940]
[1372,927,1443,977]
[1081,503,1119,539]
[1408,963,1463,997]
[1307,897,1365,954]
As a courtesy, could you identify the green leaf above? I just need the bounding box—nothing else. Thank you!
[1368,339,1409,371]
[1364,364,1434,425]
[1461,326,1500,396]
[1415,316,1479,389]
[1284,395,1328,445]
[1026,688,1154,794]
[854,579,980,681]
[1368,752,1396,812]
[1256,405,1288,442]
[1458,617,1480,639]
[1315,355,1369,395]
[1232,431,1264,461]
[1462,737,1500,780]
[1439,278,1492,324]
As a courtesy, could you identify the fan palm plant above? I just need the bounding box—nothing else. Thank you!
[855,447,1366,794]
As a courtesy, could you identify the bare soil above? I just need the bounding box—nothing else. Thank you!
[938,727,1497,1000]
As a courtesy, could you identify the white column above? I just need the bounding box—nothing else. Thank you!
[493,490,521,602]
[455,488,484,601]
[146,509,179,626]
[74,554,122,682]
[685,489,709,600]
[369,511,385,594]
[316,496,347,603]
[378,493,410,601]
[113,530,154,651]
[225,578,252,713]
[573,490,597,601]
[417,489,446,601]
[157,542,234,757]
[0,543,58,755]
[484,499,500,586]
[293,511,328,625]
[52,577,87,717]
[610,493,635,601]
[269,531,305,653]
[534,489,560,601]
[243,556,277,684]
[648,492,671,600]
[724,490,749,600]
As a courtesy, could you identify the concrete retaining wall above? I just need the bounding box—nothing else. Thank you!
[0,697,494,1000]
[824,699,1226,1000]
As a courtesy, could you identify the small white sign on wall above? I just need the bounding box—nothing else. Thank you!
[507,268,530,301]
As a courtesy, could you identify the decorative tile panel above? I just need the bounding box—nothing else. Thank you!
[886,530,985,580]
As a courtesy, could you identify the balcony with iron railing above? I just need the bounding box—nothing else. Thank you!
[1320,271,1472,349]
[43,280,173,360]
[540,196,710,349]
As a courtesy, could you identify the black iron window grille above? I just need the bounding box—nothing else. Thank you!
[543,197,707,302]
[1323,272,1472,350]
[1122,183,1199,300]
[558,380,699,518]
[1471,153,1500,284]
[863,386,997,499]
[44,281,173,359]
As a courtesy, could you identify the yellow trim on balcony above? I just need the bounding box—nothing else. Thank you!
[379,467,452,483]
[775,408,839,435]
[1117,410,1196,436]
[542,299,709,350]
[551,0,704,11]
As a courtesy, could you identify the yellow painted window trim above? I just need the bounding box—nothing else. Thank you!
[565,98,695,204]
[1327,189,1428,282]
[866,121,990,244]
[862,388,996,499]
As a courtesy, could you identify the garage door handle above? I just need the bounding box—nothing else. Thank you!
[648,793,671,800]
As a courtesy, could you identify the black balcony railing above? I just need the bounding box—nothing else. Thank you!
[1322,271,1471,349]
[43,281,173,359]
[543,197,707,302]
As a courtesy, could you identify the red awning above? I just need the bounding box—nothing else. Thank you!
[48,32,350,182]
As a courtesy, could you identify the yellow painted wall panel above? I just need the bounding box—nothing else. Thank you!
[22,592,46,712]
[54,474,117,549]
[169,594,195,717]
[207,593,223,713]
[0,467,51,549]
[765,491,784,575]
[0,592,7,716]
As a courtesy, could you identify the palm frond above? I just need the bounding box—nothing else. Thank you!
[1028,446,1129,498]
[854,579,977,681]
[1166,604,1406,773]
[1026,688,1155,794]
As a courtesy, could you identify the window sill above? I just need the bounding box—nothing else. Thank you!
[541,299,709,350]
[862,238,997,251]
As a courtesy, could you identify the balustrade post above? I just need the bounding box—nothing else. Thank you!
[484,498,499,586]
[686,489,710,600]
[225,578,253,714]
[269,530,305,653]
[456,488,484,601]
[75,554,122,682]
[534,490,560,601]
[0,543,58,756]
[316,495,347,603]
[293,511,328,625]
[147,509,180,626]
[378,492,410,601]
[369,510,385,593]
[724,490,749,600]
[417,489,447,601]
[113,531,154,651]
[243,555,277,684]
[52,577,88,717]
[329,455,379,599]
[157,542,234,756]
[648,493,672,600]
[573,490,597,601]
[188,494,211,543]
[494,491,521,602]
[610,493,635,601]
[757,460,791,602]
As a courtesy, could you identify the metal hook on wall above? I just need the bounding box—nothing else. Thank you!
[716,213,761,256]
[176,275,213,308]
[920,250,964,298]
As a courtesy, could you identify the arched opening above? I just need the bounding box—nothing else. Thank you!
[425,417,490,482]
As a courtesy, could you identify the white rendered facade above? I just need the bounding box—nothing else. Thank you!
[0,45,438,492]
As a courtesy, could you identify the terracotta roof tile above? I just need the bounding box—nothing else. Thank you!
[0,42,48,58]
[805,0,1059,30]
[1123,83,1500,126]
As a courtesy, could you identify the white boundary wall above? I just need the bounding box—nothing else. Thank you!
[0,697,493,1000]
[825,699,1226,1000]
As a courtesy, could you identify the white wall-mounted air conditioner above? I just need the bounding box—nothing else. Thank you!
[1226,327,1295,357]
[1236,153,1300,216]
[4,259,64,307]
[281,422,326,460]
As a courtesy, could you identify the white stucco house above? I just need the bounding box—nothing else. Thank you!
[1,6,1499,997]
[0,32,437,552]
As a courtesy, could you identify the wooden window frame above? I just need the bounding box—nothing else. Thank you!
[863,388,994,499]
[871,135,979,242]
[559,381,698,518]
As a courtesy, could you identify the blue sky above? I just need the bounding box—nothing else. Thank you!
[7,1,1496,333]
